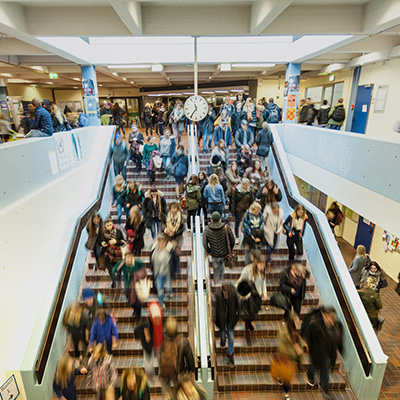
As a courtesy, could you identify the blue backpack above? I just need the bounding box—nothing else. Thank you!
[268,107,280,123]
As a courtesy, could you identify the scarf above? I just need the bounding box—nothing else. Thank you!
[103,226,117,242]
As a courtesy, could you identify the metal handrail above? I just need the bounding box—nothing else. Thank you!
[35,128,115,384]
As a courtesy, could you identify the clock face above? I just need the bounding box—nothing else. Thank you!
[184,95,209,122]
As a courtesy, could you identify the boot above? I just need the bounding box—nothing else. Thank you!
[227,354,235,368]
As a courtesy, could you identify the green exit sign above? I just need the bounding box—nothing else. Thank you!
[49,73,58,79]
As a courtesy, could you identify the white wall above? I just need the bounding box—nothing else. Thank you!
[257,79,285,107]
[359,58,400,139]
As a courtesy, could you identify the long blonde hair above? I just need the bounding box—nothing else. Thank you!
[356,245,366,258]
[63,301,83,327]
[55,354,74,389]
[120,367,147,396]
[129,205,142,227]
[363,276,377,290]
[114,174,125,191]
[208,174,219,194]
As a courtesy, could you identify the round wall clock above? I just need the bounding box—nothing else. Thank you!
[184,95,209,122]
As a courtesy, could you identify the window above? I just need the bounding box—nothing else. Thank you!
[332,82,344,106]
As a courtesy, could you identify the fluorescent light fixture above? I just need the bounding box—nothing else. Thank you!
[220,63,231,71]
[208,76,212,79]
[183,92,194,95]
[148,94,159,97]
[99,84,103,86]
[31,66,45,71]
[46,82,54,84]
[202,91,214,94]
[122,77,127,81]
[108,64,151,69]
[0,73,12,77]
[215,90,229,93]
[231,89,244,92]
[151,64,163,72]
[73,78,80,81]
[130,81,134,84]
[232,63,275,68]
[112,72,118,76]
[73,86,79,89]
[168,93,182,95]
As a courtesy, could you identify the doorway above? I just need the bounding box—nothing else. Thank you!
[354,216,375,253]
[350,84,373,134]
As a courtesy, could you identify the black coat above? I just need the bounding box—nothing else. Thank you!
[279,266,306,301]
[214,285,240,330]
[232,188,254,217]
[142,191,167,229]
[122,187,143,209]
[237,280,262,321]
[134,318,154,355]
[124,220,145,252]
[255,128,273,157]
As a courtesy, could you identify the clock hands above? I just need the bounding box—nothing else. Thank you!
[190,104,198,118]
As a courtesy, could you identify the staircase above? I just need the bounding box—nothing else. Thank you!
[75,153,194,399]
[198,149,355,398]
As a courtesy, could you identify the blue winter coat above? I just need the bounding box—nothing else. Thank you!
[199,109,216,134]
[263,103,281,123]
[89,314,118,347]
[235,128,254,149]
[255,128,273,157]
[231,110,246,136]
[220,103,235,117]
[214,125,232,146]
[171,152,188,178]
[32,106,54,135]
[77,113,89,127]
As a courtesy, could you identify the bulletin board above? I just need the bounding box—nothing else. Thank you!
[374,85,388,112]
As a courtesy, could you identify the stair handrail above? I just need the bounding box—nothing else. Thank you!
[35,127,115,384]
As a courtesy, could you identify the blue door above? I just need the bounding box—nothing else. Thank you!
[354,216,375,254]
[350,85,373,134]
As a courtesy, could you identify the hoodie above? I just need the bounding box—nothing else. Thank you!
[89,314,118,347]
[203,220,235,258]
[263,102,281,123]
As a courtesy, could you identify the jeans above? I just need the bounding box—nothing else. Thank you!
[145,123,153,136]
[157,123,165,136]
[287,235,303,261]
[220,324,235,356]
[329,124,341,130]
[162,155,171,176]
[267,233,278,262]
[114,162,127,180]
[212,256,225,285]
[130,154,142,172]
[116,203,129,225]
[234,211,242,237]
[155,273,172,306]
[307,357,331,394]
[24,129,52,138]
[151,219,162,239]
[116,124,125,136]
[207,203,224,219]
[203,127,212,150]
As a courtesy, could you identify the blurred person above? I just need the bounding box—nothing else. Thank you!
[52,104,69,132]
[242,202,264,265]
[113,102,126,136]
[119,367,150,400]
[170,101,186,144]
[237,143,252,175]
[171,144,189,198]
[165,202,185,251]
[231,101,245,137]
[211,138,228,171]
[87,343,118,400]
[112,174,129,226]
[257,178,282,210]
[203,211,235,285]
[263,202,284,263]
[237,279,262,331]
[242,97,258,135]
[53,354,87,400]
[122,179,143,211]
[232,178,254,242]
[111,136,129,179]
[326,210,336,233]
[125,206,145,256]
[279,263,308,316]
[198,171,208,220]
[263,97,281,124]
[199,103,216,153]
[255,121,274,171]
[244,159,268,194]
[297,99,307,123]
[219,96,234,117]
[234,119,254,154]
[348,245,370,288]
[283,205,308,262]
[18,110,32,135]
[134,302,164,375]
[328,98,346,130]
[81,288,99,334]
[303,307,343,400]
[326,201,343,229]
[159,129,174,178]
[317,99,331,127]
[142,103,154,137]
[360,261,388,292]
[166,374,207,400]
[85,211,104,268]
[129,123,144,144]
[128,135,143,173]
[142,136,158,175]
[77,108,89,128]
[185,174,201,232]
[358,276,383,332]
[233,92,244,107]
[225,161,241,214]
[239,254,268,302]
[156,103,166,136]
[159,317,195,395]
[203,174,226,217]
[298,98,316,125]
[214,283,240,367]
[64,104,72,114]
[142,187,167,240]
[25,97,54,137]
[89,310,118,355]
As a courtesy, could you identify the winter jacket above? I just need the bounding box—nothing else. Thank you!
[220,103,235,117]
[225,169,241,197]
[32,106,54,135]
[232,185,254,217]
[358,287,382,320]
[239,264,267,298]
[112,108,125,126]
[242,210,264,238]
[255,127,273,157]
[120,372,150,400]
[113,184,128,205]
[317,104,331,125]
[122,185,143,208]
[142,107,153,125]
[203,221,235,258]
[349,255,370,286]
[142,190,167,228]
[234,127,254,149]
[199,108,216,134]
[298,104,316,124]
[53,113,69,132]
[360,268,387,290]
[87,354,118,392]
[279,266,306,301]
[328,103,346,126]
[112,259,145,291]
[256,183,283,210]
[214,125,232,146]
[77,113,89,128]
[263,205,284,247]
[159,137,173,157]
[134,318,155,355]
[129,131,144,144]
[237,280,262,320]
[277,323,306,362]
[263,103,281,123]
[53,368,83,400]
[231,110,246,136]
[283,214,308,238]
[85,219,103,251]
[304,309,343,369]
[124,220,145,253]
[89,314,118,348]
[142,143,158,163]
[214,284,240,330]
[171,152,188,179]
[203,184,226,205]
[185,184,201,211]
[112,141,130,165]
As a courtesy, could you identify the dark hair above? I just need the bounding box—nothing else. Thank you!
[321,306,336,315]
[186,174,199,189]
[252,160,261,172]
[366,261,381,272]
[198,171,207,181]
[269,98,274,103]
[323,99,328,105]
[87,211,103,237]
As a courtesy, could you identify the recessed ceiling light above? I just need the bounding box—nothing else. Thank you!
[46,82,54,85]
[99,84,103,86]
[0,73,12,77]
[122,78,127,81]
[73,78,80,81]
[231,89,244,92]
[215,90,229,93]
[183,92,194,95]
[202,91,214,94]
[208,76,212,79]
[130,81,134,84]
[112,72,118,76]
[73,86,78,89]
[220,64,231,71]
[232,63,275,68]
[151,64,163,72]
[31,66,45,71]
[108,64,151,69]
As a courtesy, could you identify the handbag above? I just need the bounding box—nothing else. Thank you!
[270,292,291,311]
[224,225,237,269]
[270,354,296,384]
[169,162,178,176]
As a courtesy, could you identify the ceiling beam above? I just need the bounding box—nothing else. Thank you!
[96,67,141,88]
[207,65,221,83]
[160,70,172,86]
[362,0,400,35]
[109,0,142,35]
[250,0,293,35]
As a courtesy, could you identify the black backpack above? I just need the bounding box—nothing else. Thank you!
[332,105,345,122]
[300,307,320,341]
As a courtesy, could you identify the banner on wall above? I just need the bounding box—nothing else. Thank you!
[0,375,20,400]
[54,133,77,171]
[382,231,400,253]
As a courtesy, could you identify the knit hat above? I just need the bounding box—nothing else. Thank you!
[82,288,94,300]
[237,280,252,297]
[211,211,221,222]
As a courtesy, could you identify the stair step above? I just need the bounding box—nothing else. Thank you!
[113,306,188,323]
[210,280,315,293]
[117,321,188,339]
[99,292,188,308]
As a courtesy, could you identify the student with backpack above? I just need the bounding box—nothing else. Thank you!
[112,174,129,226]
[317,99,331,127]
[263,98,281,124]
[159,317,195,396]
[255,122,274,171]
[111,136,130,180]
[328,98,346,130]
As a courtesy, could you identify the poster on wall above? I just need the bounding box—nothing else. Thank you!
[55,133,76,171]
[382,231,400,253]
[287,94,296,108]
[0,374,20,400]
[285,108,296,121]
[288,75,300,92]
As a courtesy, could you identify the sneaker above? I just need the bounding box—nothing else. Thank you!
[322,392,334,400]
[111,282,116,289]
[167,293,173,301]
[235,238,240,246]
[283,394,290,400]
[307,377,315,387]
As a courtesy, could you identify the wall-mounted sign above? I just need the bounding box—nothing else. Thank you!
[49,73,58,79]
[329,74,335,82]
[0,374,20,400]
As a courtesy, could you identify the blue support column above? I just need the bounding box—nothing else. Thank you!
[345,66,362,132]
[282,63,301,124]
[80,65,100,126]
